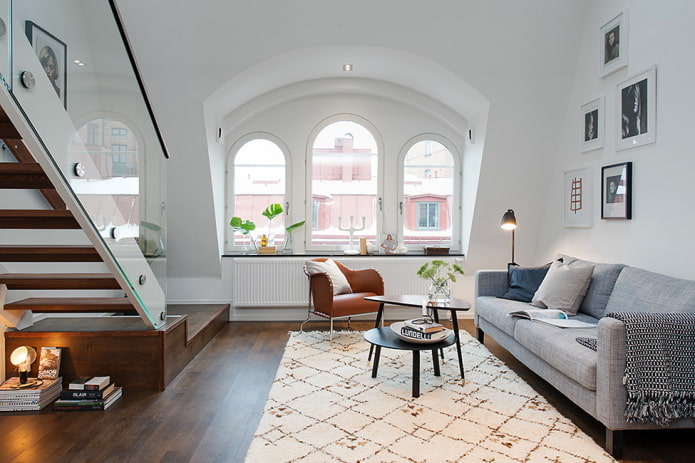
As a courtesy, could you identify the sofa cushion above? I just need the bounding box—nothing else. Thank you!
[514,318,599,390]
[475,296,531,338]
[556,254,625,318]
[501,263,551,302]
[605,266,695,314]
[531,260,594,315]
[305,259,352,295]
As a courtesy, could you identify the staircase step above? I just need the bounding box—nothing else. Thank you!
[0,245,102,262]
[4,297,137,313]
[0,162,53,188]
[0,273,120,290]
[0,210,79,229]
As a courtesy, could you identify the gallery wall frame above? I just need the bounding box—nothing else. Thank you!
[564,167,592,228]
[581,97,604,152]
[601,162,632,220]
[617,66,656,151]
[600,9,628,78]
[25,21,67,109]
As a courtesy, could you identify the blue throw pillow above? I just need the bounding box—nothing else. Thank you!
[502,263,551,302]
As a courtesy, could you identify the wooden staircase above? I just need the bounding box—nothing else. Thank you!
[0,91,228,392]
[0,108,139,323]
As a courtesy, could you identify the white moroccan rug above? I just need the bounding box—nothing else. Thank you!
[245,330,616,463]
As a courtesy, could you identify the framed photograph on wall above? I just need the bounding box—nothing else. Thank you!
[600,10,628,77]
[25,21,67,109]
[581,97,604,152]
[564,167,592,228]
[601,162,632,220]
[617,66,656,151]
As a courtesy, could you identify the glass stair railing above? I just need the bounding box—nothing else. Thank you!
[0,0,168,328]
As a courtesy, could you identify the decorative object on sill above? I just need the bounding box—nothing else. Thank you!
[359,237,367,255]
[282,219,305,254]
[380,233,397,255]
[339,215,365,254]
[417,259,464,304]
[258,246,276,255]
[261,203,283,246]
[260,234,268,247]
[367,242,379,255]
[229,216,256,254]
[500,209,517,265]
[10,346,37,384]
[394,243,408,254]
[425,246,450,255]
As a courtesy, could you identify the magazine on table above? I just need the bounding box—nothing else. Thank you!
[508,308,596,328]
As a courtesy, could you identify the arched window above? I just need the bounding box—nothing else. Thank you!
[309,119,380,250]
[230,138,287,248]
[401,139,456,248]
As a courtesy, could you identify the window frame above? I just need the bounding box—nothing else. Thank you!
[304,114,385,253]
[225,133,292,253]
[398,134,462,252]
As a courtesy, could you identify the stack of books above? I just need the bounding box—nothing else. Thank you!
[401,317,446,341]
[0,377,62,412]
[53,376,122,411]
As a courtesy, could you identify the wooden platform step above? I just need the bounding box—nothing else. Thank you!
[4,304,231,390]
[0,162,53,188]
[0,245,102,262]
[0,209,79,229]
[0,273,120,290]
[4,297,136,313]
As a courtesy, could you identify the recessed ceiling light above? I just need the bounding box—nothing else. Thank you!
[343,64,353,71]
[73,59,85,66]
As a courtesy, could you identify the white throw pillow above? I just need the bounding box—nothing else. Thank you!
[304,259,353,295]
[531,259,595,315]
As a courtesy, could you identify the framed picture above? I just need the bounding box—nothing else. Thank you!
[25,21,67,109]
[601,162,632,220]
[564,167,592,228]
[581,97,604,152]
[617,66,656,151]
[600,10,628,77]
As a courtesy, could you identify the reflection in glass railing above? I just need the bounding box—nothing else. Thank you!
[1,0,168,327]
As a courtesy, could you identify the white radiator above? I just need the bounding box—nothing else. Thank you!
[231,256,462,307]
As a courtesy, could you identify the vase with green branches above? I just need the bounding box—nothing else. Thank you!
[229,217,256,253]
[261,203,305,251]
[416,259,464,303]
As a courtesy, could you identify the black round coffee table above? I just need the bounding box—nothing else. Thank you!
[364,326,456,397]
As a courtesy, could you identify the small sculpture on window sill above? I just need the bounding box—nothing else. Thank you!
[381,234,398,254]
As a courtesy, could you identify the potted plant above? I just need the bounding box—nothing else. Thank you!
[416,259,464,303]
[282,219,305,254]
[229,217,256,252]
[261,203,305,252]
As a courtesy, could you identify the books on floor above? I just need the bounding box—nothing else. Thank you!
[55,376,122,411]
[53,386,122,411]
[0,377,62,412]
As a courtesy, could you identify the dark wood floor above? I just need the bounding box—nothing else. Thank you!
[0,319,692,462]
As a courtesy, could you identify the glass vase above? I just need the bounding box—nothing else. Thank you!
[428,279,450,304]
[282,233,293,254]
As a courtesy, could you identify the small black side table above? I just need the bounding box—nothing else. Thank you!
[364,327,455,398]
[364,295,471,379]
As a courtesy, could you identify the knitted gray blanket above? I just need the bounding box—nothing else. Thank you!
[607,311,695,425]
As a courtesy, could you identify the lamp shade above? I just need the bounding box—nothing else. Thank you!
[10,346,37,370]
[500,209,517,230]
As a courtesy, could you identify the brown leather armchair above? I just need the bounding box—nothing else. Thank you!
[301,258,384,339]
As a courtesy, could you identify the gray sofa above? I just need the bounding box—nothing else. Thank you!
[474,255,695,458]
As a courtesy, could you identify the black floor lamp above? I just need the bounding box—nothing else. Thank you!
[500,209,517,265]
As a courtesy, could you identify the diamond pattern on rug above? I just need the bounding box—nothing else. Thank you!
[245,330,616,463]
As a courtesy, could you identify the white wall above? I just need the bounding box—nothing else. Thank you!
[536,0,695,280]
[114,0,587,308]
